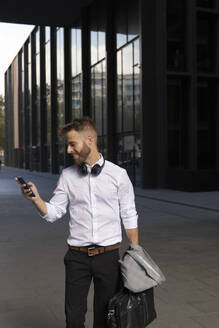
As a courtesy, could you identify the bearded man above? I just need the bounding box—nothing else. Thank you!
[16,116,139,328]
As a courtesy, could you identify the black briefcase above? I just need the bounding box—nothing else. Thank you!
[107,287,157,328]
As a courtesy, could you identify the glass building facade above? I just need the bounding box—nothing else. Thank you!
[4,0,219,191]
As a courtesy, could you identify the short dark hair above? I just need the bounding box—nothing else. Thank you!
[60,116,97,136]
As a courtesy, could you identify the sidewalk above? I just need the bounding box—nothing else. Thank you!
[0,165,219,328]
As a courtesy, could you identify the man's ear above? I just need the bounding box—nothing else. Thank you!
[87,135,94,145]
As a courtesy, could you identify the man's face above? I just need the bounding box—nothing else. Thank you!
[65,130,91,165]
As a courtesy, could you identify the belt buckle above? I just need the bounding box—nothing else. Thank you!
[88,246,96,256]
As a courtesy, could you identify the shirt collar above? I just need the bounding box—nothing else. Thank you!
[86,153,104,169]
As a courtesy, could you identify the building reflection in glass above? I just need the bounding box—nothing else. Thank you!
[45,26,51,171]
[72,27,82,119]
[90,0,107,157]
[56,27,65,171]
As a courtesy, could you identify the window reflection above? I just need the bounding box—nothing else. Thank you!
[35,28,40,171]
[91,31,98,65]
[20,49,25,153]
[72,75,82,119]
[116,0,139,49]
[45,26,51,171]
[167,0,185,71]
[28,39,32,151]
[71,27,82,118]
[197,15,215,73]
[91,60,107,157]
[117,50,122,133]
[116,37,141,186]
[167,79,188,168]
[197,80,216,169]
[56,27,65,171]
[197,0,214,8]
[127,0,139,41]
[98,32,105,61]
[123,44,133,132]
[90,0,107,157]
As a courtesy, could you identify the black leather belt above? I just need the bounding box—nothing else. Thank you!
[68,242,121,256]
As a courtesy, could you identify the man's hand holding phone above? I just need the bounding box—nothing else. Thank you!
[15,176,39,200]
[15,176,48,216]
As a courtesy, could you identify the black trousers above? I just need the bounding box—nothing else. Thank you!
[64,247,121,328]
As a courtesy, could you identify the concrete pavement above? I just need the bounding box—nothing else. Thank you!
[0,165,219,327]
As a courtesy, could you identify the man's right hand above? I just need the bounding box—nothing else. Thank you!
[15,178,48,216]
[15,178,39,201]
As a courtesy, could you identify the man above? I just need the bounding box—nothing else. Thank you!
[16,117,139,328]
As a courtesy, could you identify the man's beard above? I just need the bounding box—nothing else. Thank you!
[73,142,91,165]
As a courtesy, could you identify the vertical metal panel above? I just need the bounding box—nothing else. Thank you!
[24,41,30,169]
[64,27,72,124]
[106,0,117,162]
[81,7,91,116]
[8,66,14,166]
[13,57,19,150]
[40,26,48,171]
[186,0,197,170]
[31,31,37,148]
[18,51,24,168]
[64,27,73,168]
[4,72,9,165]
[51,27,59,174]
[215,0,219,168]
[139,0,165,188]
[156,0,168,186]
[18,52,22,148]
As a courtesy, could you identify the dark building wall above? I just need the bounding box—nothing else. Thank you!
[4,0,219,191]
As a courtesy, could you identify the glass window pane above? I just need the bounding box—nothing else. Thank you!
[167,78,189,169]
[116,1,127,48]
[91,67,95,120]
[98,31,105,61]
[116,134,136,183]
[197,80,209,125]
[197,79,216,169]
[134,39,139,66]
[45,39,51,171]
[134,39,140,132]
[123,44,133,132]
[117,50,122,133]
[168,130,180,167]
[45,26,50,43]
[28,40,32,147]
[167,0,185,71]
[91,31,98,65]
[76,29,82,74]
[94,63,102,136]
[127,0,139,41]
[36,28,40,54]
[57,28,65,171]
[72,75,82,119]
[197,15,215,73]
[134,65,140,132]
[197,0,214,8]
[102,60,107,136]
[36,53,40,147]
[71,29,76,77]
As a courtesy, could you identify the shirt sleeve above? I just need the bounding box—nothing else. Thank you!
[118,169,138,229]
[40,171,69,223]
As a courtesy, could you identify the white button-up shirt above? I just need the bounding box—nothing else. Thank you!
[40,155,138,246]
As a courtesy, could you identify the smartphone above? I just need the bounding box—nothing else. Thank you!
[16,176,35,197]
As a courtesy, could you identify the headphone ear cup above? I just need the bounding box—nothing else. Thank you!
[91,164,101,176]
[79,163,88,176]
